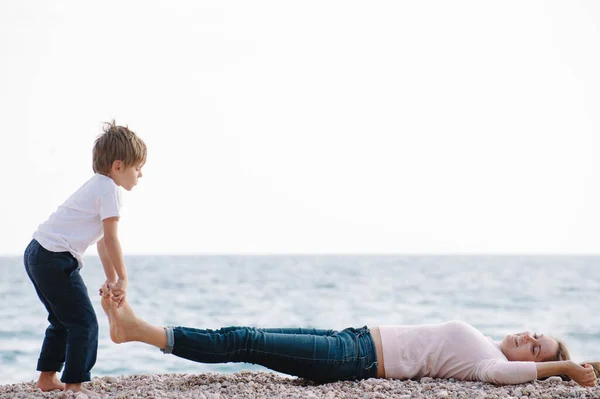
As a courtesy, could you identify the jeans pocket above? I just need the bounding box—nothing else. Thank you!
[53,252,79,277]
[62,263,79,277]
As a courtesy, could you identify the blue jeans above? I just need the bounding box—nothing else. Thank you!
[23,239,98,383]
[162,325,378,383]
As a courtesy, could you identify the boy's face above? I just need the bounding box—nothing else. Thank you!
[111,161,144,191]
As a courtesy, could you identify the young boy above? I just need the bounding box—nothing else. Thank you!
[23,121,146,395]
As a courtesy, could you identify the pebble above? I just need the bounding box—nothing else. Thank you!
[1,372,598,399]
[524,384,536,394]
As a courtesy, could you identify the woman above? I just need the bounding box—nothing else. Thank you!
[100,293,598,387]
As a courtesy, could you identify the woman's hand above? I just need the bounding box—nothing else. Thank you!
[567,361,597,387]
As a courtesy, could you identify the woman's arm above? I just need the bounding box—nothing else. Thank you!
[480,360,596,386]
[537,361,596,387]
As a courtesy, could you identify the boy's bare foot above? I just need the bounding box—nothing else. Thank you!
[35,371,65,392]
[65,383,104,397]
[101,295,141,343]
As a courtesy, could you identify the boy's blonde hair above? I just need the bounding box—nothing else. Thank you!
[93,120,147,175]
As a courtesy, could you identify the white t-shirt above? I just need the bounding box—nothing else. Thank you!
[33,174,122,267]
[378,320,538,385]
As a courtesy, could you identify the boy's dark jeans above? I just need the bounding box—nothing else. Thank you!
[24,239,98,383]
[164,325,379,383]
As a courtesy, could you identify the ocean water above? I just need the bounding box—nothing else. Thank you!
[1,255,600,385]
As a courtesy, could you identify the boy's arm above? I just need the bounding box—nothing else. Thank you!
[97,237,117,283]
[102,216,128,305]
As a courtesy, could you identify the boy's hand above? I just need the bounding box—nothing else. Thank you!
[109,279,128,307]
[99,281,113,297]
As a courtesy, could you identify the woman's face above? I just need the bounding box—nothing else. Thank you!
[501,331,559,362]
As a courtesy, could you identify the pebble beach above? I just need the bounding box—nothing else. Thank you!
[1,372,598,399]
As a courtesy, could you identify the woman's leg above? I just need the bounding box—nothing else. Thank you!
[167,326,367,382]
[101,297,378,383]
[259,328,338,336]
[101,298,337,351]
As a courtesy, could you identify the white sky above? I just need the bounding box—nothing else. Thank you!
[1,0,599,255]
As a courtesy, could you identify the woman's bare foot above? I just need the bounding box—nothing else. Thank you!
[35,371,65,392]
[101,294,169,350]
[101,295,142,343]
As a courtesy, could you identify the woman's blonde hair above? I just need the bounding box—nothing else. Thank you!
[92,120,147,175]
[554,338,570,361]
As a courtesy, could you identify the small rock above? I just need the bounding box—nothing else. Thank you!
[523,384,535,394]
[437,391,449,398]
[513,388,523,397]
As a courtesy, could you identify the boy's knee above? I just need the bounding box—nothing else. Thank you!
[70,320,99,340]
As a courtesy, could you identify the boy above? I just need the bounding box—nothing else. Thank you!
[23,121,146,395]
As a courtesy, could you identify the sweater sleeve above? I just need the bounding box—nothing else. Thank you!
[476,360,538,385]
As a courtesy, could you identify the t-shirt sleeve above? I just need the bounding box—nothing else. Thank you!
[476,360,537,385]
[98,185,122,221]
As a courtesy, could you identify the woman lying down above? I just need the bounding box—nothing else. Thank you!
[100,291,598,387]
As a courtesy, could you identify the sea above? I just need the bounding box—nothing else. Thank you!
[1,255,599,386]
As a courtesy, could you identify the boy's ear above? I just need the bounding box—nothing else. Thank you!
[111,160,123,172]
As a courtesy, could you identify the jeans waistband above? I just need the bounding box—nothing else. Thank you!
[357,326,379,379]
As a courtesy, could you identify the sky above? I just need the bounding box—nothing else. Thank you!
[1,0,599,255]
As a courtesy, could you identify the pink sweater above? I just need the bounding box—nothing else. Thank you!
[377,320,537,385]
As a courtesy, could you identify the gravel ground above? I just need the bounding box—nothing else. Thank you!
[1,372,598,399]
